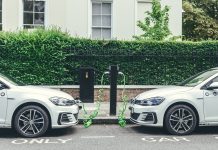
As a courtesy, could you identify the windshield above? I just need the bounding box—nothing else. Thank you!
[0,73,25,86]
[178,69,218,87]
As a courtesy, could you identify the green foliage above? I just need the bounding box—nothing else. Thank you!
[183,0,218,40]
[134,0,171,41]
[0,28,72,85]
[0,29,218,85]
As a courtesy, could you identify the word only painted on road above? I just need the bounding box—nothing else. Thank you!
[11,139,73,144]
[142,136,190,143]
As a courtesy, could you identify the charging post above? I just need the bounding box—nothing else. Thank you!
[80,65,128,128]
[109,65,119,116]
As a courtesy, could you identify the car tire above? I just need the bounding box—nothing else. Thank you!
[164,105,197,135]
[14,105,49,138]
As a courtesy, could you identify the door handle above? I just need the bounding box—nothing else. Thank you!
[0,92,5,96]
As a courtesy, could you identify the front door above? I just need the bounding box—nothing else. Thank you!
[203,89,218,122]
[204,76,218,122]
[0,83,8,124]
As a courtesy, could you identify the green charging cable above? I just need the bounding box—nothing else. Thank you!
[82,73,106,128]
[118,73,128,127]
[82,71,128,128]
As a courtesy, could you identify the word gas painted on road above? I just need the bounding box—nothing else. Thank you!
[11,138,72,145]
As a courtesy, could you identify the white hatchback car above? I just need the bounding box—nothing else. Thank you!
[0,73,80,137]
[130,68,218,135]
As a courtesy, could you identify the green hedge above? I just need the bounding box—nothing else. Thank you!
[0,29,218,85]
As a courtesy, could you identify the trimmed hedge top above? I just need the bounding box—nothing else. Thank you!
[0,28,218,85]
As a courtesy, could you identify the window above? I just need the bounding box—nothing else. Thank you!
[92,2,112,40]
[0,0,2,30]
[23,0,45,29]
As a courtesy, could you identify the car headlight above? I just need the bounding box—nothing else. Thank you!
[135,97,165,106]
[49,97,76,106]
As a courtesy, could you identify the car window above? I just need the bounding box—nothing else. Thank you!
[0,73,25,86]
[0,81,9,89]
[201,76,218,90]
[212,77,218,82]
[179,69,218,87]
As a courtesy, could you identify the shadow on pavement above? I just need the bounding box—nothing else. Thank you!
[194,126,218,135]
[0,127,77,138]
[46,127,77,137]
[130,125,218,136]
[1,125,218,138]
[0,128,19,138]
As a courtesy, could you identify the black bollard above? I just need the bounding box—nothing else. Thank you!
[79,67,95,103]
[109,65,119,116]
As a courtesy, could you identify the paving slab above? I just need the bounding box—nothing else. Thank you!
[78,102,131,124]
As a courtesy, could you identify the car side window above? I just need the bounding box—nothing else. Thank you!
[202,76,218,90]
[212,77,218,83]
[0,81,9,90]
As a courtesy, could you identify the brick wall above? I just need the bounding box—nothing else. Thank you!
[41,85,170,102]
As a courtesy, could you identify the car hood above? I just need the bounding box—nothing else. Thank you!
[135,86,193,100]
[16,86,73,99]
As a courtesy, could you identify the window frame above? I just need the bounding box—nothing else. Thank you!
[23,0,46,29]
[91,1,112,40]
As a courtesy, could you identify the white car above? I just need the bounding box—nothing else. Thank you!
[0,73,80,138]
[130,68,218,135]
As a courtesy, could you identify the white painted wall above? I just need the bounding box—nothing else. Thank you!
[65,0,89,38]
[3,0,20,31]
[2,0,182,40]
[136,0,153,35]
[47,0,67,30]
[113,0,136,40]
[161,0,183,37]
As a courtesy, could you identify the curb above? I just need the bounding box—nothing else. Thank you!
[78,118,133,124]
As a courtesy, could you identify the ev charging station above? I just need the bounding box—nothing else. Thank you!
[79,67,95,103]
[79,65,128,128]
[109,65,119,116]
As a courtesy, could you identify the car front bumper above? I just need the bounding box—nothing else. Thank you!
[51,104,80,129]
[129,104,164,127]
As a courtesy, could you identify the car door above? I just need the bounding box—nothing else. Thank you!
[203,76,218,122]
[0,82,8,124]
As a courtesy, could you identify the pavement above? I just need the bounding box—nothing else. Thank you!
[2,125,218,150]
[78,102,131,124]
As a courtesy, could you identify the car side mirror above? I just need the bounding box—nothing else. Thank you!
[207,82,218,90]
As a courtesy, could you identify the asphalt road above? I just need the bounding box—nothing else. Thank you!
[1,125,218,150]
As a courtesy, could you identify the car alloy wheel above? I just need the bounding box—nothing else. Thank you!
[165,105,197,135]
[18,109,45,135]
[14,105,49,138]
[169,108,194,133]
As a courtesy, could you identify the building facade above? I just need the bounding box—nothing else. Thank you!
[2,0,182,40]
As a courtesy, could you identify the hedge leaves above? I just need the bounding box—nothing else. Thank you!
[0,29,218,85]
